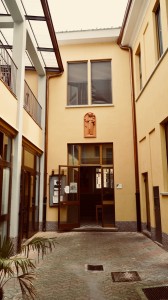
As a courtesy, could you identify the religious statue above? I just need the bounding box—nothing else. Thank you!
[84,112,96,137]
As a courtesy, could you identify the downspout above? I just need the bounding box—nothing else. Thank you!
[117,0,141,232]
[42,70,63,231]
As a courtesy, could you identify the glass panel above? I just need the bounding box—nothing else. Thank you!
[0,221,7,241]
[103,168,113,190]
[35,173,39,227]
[102,167,115,227]
[96,168,101,189]
[1,168,10,215]
[68,144,79,165]
[29,175,34,230]
[59,166,80,229]
[91,61,112,104]
[67,62,88,105]
[81,144,100,164]
[24,150,34,168]
[156,4,163,57]
[102,144,113,165]
[0,132,12,162]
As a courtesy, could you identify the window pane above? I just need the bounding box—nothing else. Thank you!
[156,4,163,58]
[24,150,34,168]
[1,168,10,215]
[0,132,12,162]
[91,61,112,104]
[102,144,113,165]
[68,145,79,165]
[81,144,100,164]
[67,62,88,105]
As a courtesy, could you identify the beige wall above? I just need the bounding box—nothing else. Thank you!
[47,42,137,223]
[22,110,43,150]
[132,0,168,234]
[0,80,18,129]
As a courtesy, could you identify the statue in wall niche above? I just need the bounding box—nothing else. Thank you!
[84,112,96,138]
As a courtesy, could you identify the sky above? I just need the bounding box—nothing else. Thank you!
[50,0,128,32]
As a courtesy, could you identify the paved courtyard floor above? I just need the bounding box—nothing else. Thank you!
[4,231,168,299]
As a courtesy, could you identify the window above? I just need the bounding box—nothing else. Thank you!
[68,143,113,165]
[67,62,88,105]
[91,61,112,104]
[0,131,12,239]
[155,3,163,58]
[67,60,112,106]
[135,45,142,91]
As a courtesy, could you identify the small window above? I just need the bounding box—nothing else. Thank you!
[136,45,142,91]
[91,61,112,104]
[67,62,88,105]
[155,3,163,58]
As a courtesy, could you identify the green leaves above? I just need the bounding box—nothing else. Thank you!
[0,235,57,299]
[22,236,58,261]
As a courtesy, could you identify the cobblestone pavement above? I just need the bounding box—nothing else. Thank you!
[3,231,168,299]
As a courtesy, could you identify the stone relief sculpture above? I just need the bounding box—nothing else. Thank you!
[84,112,96,137]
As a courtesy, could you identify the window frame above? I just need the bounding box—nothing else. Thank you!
[135,45,143,92]
[67,61,88,106]
[67,60,112,107]
[154,2,163,59]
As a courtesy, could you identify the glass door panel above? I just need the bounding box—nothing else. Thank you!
[102,167,115,227]
[58,166,80,230]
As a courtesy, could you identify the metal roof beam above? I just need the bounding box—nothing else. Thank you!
[37,47,54,52]
[25,15,46,21]
[26,29,45,76]
[4,0,24,22]
[40,0,64,72]
[0,15,13,28]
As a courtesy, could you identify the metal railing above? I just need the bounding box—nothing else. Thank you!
[24,80,42,127]
[0,41,17,95]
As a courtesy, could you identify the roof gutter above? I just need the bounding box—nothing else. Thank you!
[117,0,141,232]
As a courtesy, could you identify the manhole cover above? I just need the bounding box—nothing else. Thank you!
[87,264,104,271]
[142,286,168,300]
[111,271,141,282]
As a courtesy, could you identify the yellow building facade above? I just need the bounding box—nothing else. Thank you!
[1,0,168,251]
[46,31,138,232]
[120,0,168,247]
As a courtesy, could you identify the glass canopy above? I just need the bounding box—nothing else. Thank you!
[0,0,63,71]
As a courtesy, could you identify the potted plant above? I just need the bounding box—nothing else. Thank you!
[0,236,57,299]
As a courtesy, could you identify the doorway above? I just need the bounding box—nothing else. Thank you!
[143,173,151,231]
[80,166,101,224]
[19,170,38,241]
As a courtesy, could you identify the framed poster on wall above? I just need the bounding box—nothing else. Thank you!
[49,174,66,207]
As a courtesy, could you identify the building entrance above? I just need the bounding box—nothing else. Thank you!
[80,166,101,224]
[80,166,115,227]
[58,164,115,230]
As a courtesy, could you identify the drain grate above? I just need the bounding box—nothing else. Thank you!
[111,271,141,282]
[87,264,104,271]
[142,286,168,300]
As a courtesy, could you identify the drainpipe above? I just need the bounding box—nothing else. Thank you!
[117,0,141,232]
[42,70,63,231]
[117,43,141,232]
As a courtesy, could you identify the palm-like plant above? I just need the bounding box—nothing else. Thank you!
[0,236,57,299]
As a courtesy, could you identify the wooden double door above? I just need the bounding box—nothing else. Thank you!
[58,165,115,230]
[19,170,39,242]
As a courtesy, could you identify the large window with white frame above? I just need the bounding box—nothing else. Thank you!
[67,60,112,106]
